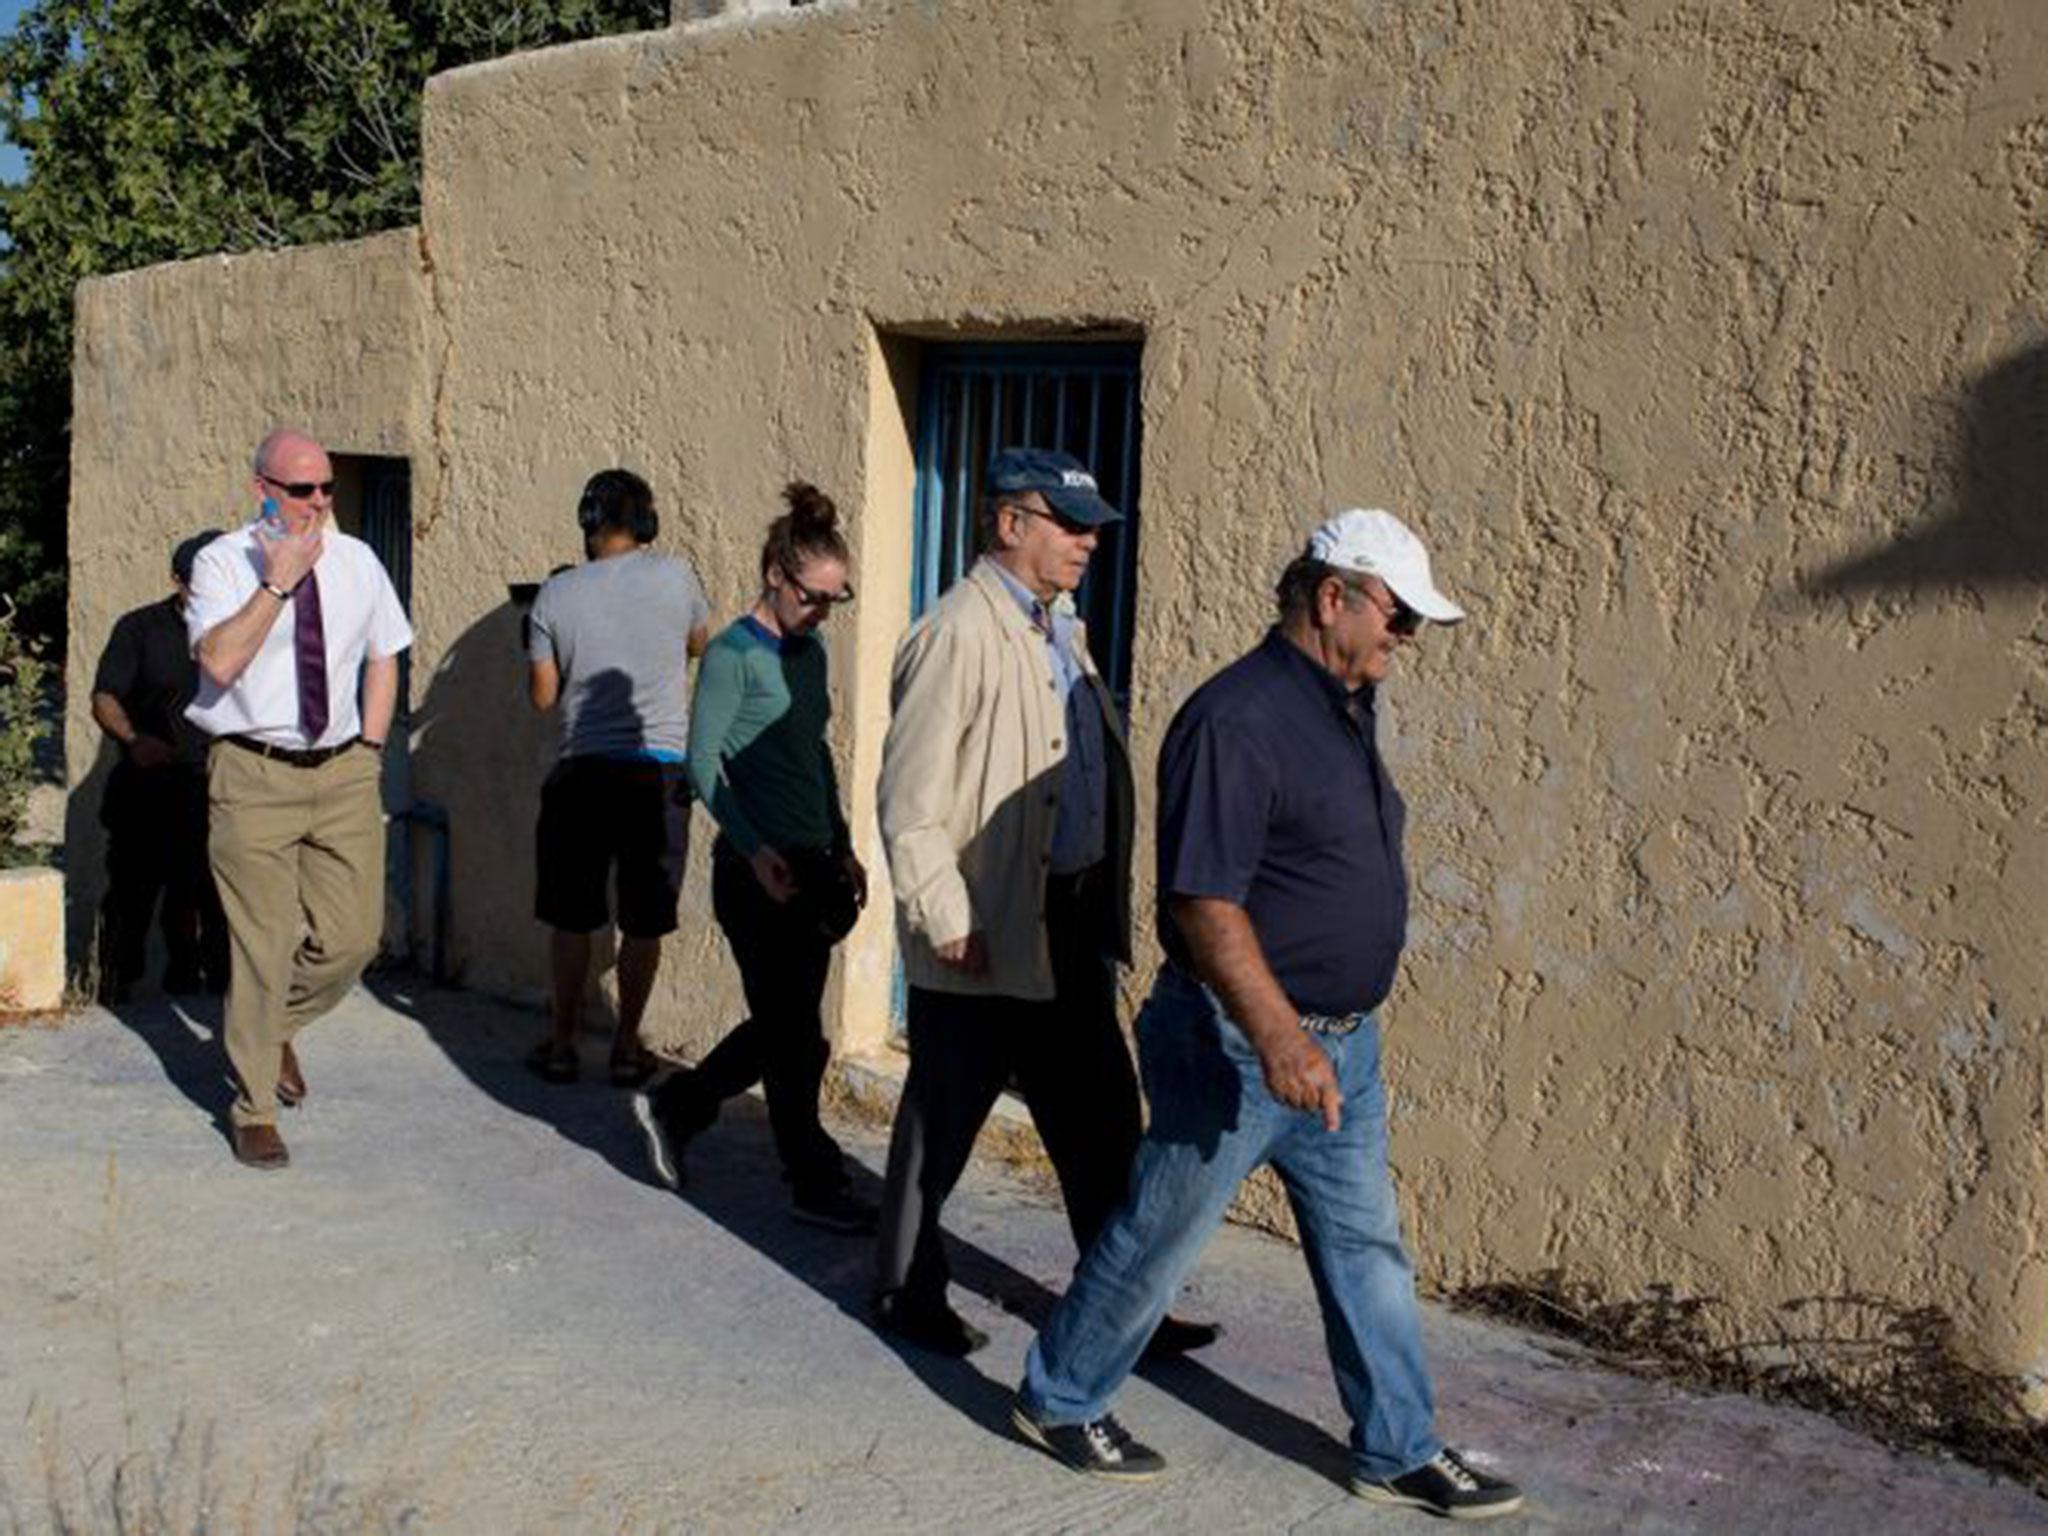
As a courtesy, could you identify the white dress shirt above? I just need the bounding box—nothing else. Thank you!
[184,519,413,750]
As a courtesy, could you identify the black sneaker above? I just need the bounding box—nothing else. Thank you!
[791,1187,878,1234]
[1009,1402,1166,1481]
[872,1290,989,1356]
[638,1073,718,1189]
[1350,1448,1524,1521]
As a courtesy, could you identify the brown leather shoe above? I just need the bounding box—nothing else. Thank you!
[232,1123,290,1170]
[276,1042,307,1107]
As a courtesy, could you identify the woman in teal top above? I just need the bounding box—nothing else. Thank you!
[651,482,872,1232]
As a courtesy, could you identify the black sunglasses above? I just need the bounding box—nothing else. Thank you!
[782,565,855,608]
[1015,503,1096,538]
[261,473,336,500]
[1348,580,1422,637]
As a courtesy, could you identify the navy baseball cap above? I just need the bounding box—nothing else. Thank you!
[986,447,1122,526]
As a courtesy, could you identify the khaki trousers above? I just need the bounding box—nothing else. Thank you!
[207,741,385,1128]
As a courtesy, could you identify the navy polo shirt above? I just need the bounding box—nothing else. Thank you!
[1155,628,1410,1016]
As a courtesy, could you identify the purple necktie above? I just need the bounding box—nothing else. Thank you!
[294,569,329,742]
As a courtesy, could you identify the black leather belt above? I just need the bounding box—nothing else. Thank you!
[1300,1011,1369,1036]
[221,734,360,768]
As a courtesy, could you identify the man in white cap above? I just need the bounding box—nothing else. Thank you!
[1009,510,1524,1520]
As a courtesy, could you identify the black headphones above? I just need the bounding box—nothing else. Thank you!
[576,470,659,544]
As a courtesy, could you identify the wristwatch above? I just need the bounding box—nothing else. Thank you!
[360,738,385,753]
[261,580,292,602]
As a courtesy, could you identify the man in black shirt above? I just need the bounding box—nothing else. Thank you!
[1012,509,1525,1521]
[91,532,228,1001]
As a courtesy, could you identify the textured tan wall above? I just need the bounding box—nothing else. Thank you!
[412,0,2048,1385]
[69,0,2048,1391]
[0,869,65,1011]
[65,231,429,948]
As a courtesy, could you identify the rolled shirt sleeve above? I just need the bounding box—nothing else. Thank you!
[183,537,254,652]
[366,558,414,659]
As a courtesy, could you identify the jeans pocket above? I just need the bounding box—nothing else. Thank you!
[1139,992,1244,1148]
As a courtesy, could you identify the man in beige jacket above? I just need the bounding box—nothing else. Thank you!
[872,448,1214,1360]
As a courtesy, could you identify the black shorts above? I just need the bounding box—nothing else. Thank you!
[534,757,692,938]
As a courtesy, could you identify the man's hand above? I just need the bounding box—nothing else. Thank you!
[1171,895,1345,1132]
[751,846,797,903]
[1255,1029,1343,1132]
[126,735,175,769]
[841,852,869,910]
[261,523,323,591]
[933,932,988,976]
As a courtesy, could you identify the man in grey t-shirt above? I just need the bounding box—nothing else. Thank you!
[526,469,711,1085]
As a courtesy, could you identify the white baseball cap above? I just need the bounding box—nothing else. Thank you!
[1306,508,1465,624]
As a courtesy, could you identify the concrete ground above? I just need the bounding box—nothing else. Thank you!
[1,986,2041,1535]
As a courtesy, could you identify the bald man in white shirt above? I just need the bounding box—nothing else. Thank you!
[184,428,413,1169]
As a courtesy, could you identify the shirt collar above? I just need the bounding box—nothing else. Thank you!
[1259,626,1376,719]
[983,557,1054,629]
[739,614,794,654]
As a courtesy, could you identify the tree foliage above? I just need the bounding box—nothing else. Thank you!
[0,0,670,648]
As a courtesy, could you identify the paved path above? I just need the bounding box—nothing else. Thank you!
[1,987,2040,1534]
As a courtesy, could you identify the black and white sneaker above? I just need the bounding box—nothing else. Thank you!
[1010,1401,1166,1481]
[1350,1448,1524,1520]
[637,1073,718,1189]
[791,1187,879,1234]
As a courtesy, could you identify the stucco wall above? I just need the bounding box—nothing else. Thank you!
[65,230,429,952]
[67,0,2047,1393]
[409,0,2046,1383]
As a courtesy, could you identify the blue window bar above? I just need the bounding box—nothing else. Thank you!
[910,341,1144,716]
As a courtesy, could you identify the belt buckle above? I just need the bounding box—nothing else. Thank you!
[1300,1012,1363,1037]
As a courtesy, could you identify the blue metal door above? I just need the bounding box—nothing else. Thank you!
[911,341,1143,712]
[893,342,1143,1035]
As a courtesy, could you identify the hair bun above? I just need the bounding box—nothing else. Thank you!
[783,480,838,534]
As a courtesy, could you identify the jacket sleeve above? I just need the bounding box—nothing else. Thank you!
[877,615,976,948]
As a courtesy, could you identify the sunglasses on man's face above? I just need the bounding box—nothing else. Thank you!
[261,473,336,501]
[1014,503,1096,539]
[781,565,855,609]
[1351,581,1422,637]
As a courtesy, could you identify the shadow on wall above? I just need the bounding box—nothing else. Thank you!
[61,739,119,974]
[1802,342,2048,594]
[407,597,559,993]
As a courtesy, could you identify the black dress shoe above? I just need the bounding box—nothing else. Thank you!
[873,1291,989,1356]
[1142,1314,1223,1360]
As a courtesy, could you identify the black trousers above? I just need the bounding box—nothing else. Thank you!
[683,839,847,1200]
[99,762,228,991]
[875,866,1142,1306]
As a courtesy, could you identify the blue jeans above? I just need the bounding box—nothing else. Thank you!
[1020,965,1442,1481]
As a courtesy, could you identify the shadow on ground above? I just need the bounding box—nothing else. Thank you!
[372,972,1354,1486]
[367,972,664,1192]
[101,991,235,1152]
[122,970,1351,1487]
[656,1092,1353,1488]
